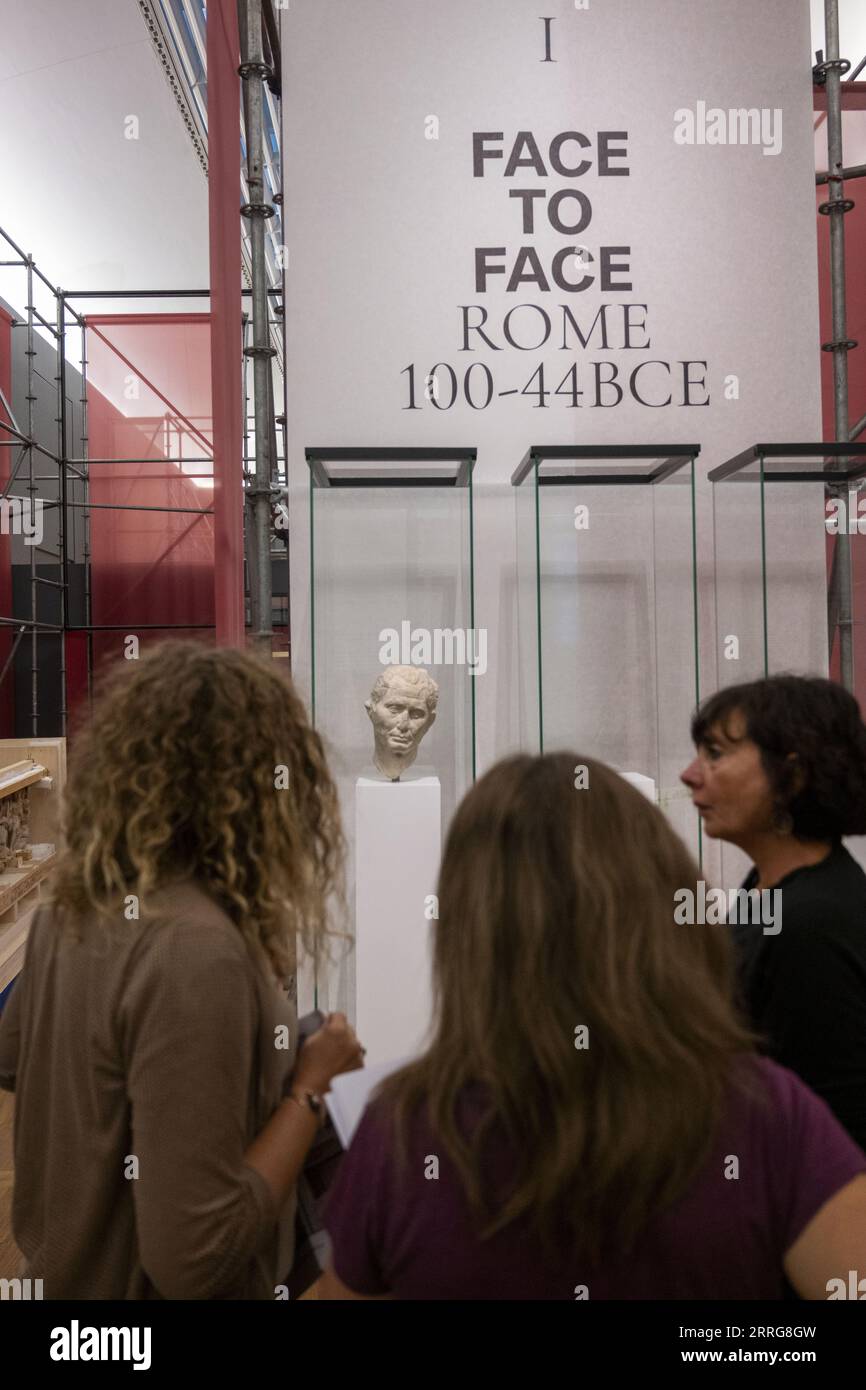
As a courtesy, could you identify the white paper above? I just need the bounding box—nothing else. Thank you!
[326,1057,409,1148]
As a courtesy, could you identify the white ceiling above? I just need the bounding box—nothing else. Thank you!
[0,0,208,325]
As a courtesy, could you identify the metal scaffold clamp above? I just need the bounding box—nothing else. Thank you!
[237,60,272,80]
[813,53,851,84]
[819,195,855,215]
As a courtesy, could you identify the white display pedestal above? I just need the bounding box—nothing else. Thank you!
[621,770,657,802]
[355,770,440,1065]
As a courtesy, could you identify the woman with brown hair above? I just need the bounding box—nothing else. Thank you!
[323,753,866,1299]
[0,641,362,1299]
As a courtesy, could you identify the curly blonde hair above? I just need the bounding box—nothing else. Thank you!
[51,642,346,979]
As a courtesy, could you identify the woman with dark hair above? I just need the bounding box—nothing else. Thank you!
[0,642,362,1299]
[681,674,866,1152]
[321,753,866,1299]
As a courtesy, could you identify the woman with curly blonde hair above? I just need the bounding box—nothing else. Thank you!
[0,642,362,1299]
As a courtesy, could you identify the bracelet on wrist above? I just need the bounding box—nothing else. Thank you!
[287,1087,325,1127]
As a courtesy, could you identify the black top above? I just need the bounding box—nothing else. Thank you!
[734,843,866,1154]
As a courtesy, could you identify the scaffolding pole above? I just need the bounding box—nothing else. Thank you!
[820,0,857,689]
[239,0,278,651]
[25,256,38,734]
[56,292,68,734]
[0,224,81,736]
[79,312,92,700]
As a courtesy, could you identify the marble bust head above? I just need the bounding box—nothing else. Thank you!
[365,665,438,781]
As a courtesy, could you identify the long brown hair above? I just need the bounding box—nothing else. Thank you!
[51,641,345,978]
[382,752,756,1256]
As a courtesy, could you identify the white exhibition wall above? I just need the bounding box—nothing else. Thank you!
[282,0,826,1008]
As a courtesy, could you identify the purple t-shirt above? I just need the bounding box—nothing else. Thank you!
[324,1057,865,1299]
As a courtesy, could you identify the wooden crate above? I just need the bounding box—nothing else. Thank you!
[0,902,42,995]
[0,853,56,930]
[0,740,65,986]
[0,738,65,847]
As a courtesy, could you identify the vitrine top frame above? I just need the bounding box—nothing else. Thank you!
[708,442,866,485]
[305,446,476,488]
[511,443,701,488]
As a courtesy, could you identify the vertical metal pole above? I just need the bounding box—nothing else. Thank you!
[25,257,37,734]
[824,0,854,690]
[80,320,91,622]
[242,313,257,627]
[81,315,92,707]
[209,0,246,646]
[239,0,276,651]
[242,313,250,481]
[57,292,68,734]
[266,359,279,632]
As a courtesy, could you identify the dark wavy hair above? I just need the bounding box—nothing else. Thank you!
[691,675,866,841]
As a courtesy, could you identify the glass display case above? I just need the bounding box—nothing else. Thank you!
[513,444,700,857]
[307,446,477,805]
[710,443,866,693]
[306,446,476,1046]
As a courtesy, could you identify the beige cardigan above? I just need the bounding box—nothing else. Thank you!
[0,879,297,1299]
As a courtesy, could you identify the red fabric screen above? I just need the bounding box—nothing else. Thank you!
[64,630,89,736]
[81,313,216,710]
